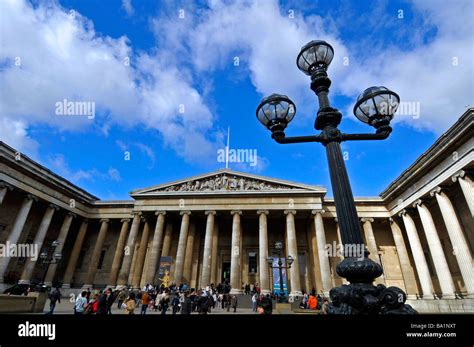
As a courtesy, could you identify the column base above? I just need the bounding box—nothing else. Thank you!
[289,291,303,299]
[466,293,474,299]
[407,294,418,300]
[43,281,52,287]
[441,293,456,300]
[62,283,71,289]
[81,284,94,290]
[260,289,271,295]
[230,289,243,295]
[18,279,31,285]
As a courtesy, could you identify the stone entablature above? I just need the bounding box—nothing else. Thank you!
[381,108,473,215]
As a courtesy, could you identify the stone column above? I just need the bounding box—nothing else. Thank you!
[117,213,141,286]
[452,170,474,217]
[258,210,270,294]
[201,211,216,287]
[174,211,191,285]
[190,231,201,289]
[143,211,166,286]
[0,182,13,205]
[389,218,418,298]
[183,222,196,284]
[210,222,219,285]
[400,210,434,298]
[161,223,173,257]
[334,218,348,285]
[230,210,243,294]
[83,219,110,288]
[44,212,75,286]
[132,218,151,288]
[361,218,385,285]
[0,194,36,282]
[107,218,130,287]
[62,220,89,288]
[431,187,474,298]
[414,199,456,298]
[285,210,302,296]
[19,204,59,284]
[312,210,331,295]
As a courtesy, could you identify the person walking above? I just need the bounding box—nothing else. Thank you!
[74,291,87,315]
[141,291,151,315]
[180,292,192,315]
[84,293,99,314]
[231,295,238,313]
[160,291,170,315]
[117,289,127,309]
[171,293,180,315]
[85,288,91,303]
[47,287,61,315]
[125,292,136,315]
[96,290,109,315]
[251,293,258,312]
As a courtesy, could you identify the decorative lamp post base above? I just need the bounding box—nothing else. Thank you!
[328,257,417,314]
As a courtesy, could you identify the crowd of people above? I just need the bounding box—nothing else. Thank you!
[47,281,330,315]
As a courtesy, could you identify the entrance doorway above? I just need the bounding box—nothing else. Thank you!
[221,262,231,283]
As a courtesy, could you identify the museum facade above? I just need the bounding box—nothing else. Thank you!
[0,109,472,313]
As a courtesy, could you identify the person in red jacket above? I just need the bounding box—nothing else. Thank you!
[307,293,318,310]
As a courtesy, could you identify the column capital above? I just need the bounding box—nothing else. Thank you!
[257,210,269,215]
[388,217,396,223]
[155,211,167,216]
[131,211,142,218]
[451,170,466,182]
[26,194,38,202]
[205,210,216,216]
[67,211,77,218]
[180,210,191,216]
[334,217,338,223]
[120,218,131,223]
[81,218,89,224]
[412,199,424,208]
[398,209,407,217]
[230,210,242,216]
[311,209,325,215]
[429,186,442,197]
[360,217,374,223]
[0,181,14,190]
[100,218,110,223]
[48,203,60,211]
[284,209,296,215]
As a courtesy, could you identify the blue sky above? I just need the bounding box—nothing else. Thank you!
[0,0,472,200]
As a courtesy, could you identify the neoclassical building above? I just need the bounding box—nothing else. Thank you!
[0,109,472,313]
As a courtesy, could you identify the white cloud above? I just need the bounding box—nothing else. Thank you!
[154,0,472,134]
[47,153,122,183]
[0,118,38,155]
[133,142,156,169]
[122,0,134,16]
[0,0,220,163]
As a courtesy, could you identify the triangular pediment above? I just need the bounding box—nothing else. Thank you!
[131,169,325,196]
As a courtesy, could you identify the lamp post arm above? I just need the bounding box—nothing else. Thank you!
[341,131,391,141]
[271,131,324,144]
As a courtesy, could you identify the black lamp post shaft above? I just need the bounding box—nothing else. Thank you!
[325,138,365,251]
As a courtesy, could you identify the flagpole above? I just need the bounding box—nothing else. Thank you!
[225,127,230,169]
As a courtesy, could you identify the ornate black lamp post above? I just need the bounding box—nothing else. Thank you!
[256,40,416,314]
[39,240,62,288]
[267,241,294,303]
